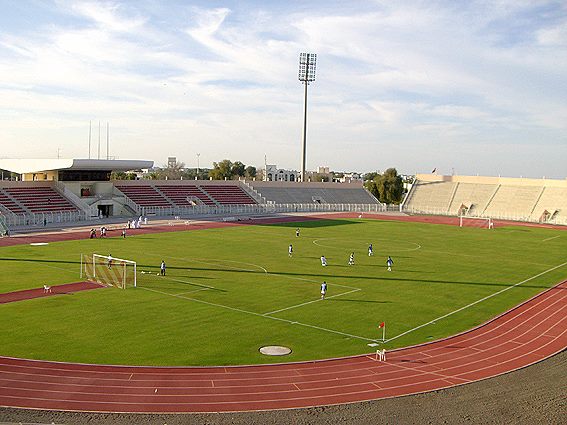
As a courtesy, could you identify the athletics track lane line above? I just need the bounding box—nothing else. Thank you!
[0,281,564,413]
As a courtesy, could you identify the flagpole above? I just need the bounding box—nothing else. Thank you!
[382,323,385,342]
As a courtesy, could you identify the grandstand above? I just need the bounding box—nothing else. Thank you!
[1,158,565,229]
[404,174,567,225]
[248,181,379,204]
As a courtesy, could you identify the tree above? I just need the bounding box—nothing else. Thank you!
[245,166,257,179]
[111,171,136,180]
[209,159,233,180]
[375,168,404,204]
[155,160,185,180]
[231,161,245,177]
[363,172,379,182]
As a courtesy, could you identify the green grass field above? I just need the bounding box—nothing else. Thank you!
[1,217,566,366]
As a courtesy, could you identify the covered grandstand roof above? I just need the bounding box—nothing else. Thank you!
[0,159,153,174]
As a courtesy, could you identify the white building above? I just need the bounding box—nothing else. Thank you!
[264,164,299,182]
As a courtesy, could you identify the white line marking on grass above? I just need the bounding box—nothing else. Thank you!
[140,286,376,343]
[385,260,567,344]
[262,288,361,316]
[160,275,217,291]
[542,235,560,242]
[312,238,421,252]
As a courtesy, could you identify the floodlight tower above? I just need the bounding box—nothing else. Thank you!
[298,52,316,182]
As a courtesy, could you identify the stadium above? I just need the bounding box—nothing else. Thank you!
[1,2,566,424]
[0,158,565,423]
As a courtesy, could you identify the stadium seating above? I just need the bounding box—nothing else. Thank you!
[482,185,542,218]
[0,189,27,214]
[200,185,257,205]
[403,181,457,213]
[4,187,78,213]
[529,187,567,222]
[115,185,171,207]
[447,183,498,216]
[156,185,216,206]
[248,183,379,204]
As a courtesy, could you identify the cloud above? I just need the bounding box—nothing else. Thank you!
[0,1,565,177]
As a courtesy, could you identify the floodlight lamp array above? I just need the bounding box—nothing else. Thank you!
[298,52,317,83]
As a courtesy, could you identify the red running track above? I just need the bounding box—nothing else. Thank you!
[0,282,103,304]
[0,280,565,413]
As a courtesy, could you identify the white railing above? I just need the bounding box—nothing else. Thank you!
[112,187,141,215]
[402,206,567,226]
[55,181,98,217]
[2,210,87,228]
[139,203,399,217]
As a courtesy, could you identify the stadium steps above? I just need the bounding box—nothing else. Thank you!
[0,189,28,214]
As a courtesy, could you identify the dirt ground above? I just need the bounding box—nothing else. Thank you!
[1,349,564,425]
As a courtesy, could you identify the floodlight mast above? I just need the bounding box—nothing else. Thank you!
[298,52,316,182]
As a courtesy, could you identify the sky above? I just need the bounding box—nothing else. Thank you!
[0,0,566,178]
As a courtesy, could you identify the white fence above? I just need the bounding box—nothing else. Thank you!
[402,206,567,226]
[139,203,401,217]
[0,210,87,228]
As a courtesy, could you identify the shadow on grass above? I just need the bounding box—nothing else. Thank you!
[0,258,553,290]
[252,217,362,229]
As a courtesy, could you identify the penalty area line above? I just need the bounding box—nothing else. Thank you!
[139,286,376,343]
[385,260,567,344]
[263,288,361,316]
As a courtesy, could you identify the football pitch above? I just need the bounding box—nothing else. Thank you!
[1,217,566,366]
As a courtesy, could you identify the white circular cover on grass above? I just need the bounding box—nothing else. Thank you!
[259,346,292,356]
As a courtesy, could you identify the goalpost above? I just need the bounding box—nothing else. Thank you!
[81,254,137,289]
[459,216,494,229]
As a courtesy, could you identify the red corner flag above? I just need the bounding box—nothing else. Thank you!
[378,322,385,342]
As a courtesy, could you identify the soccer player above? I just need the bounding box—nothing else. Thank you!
[348,252,355,266]
[160,260,166,276]
[288,244,293,257]
[368,243,373,256]
[107,254,113,269]
[296,228,300,237]
[121,229,126,238]
[320,281,327,299]
[321,255,327,267]
[386,256,393,272]
[89,228,96,239]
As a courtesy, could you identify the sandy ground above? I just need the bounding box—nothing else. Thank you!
[1,349,564,425]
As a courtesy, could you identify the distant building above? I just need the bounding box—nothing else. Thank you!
[337,172,362,183]
[264,164,298,182]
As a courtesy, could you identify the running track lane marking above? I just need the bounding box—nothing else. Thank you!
[386,260,567,343]
[140,286,377,343]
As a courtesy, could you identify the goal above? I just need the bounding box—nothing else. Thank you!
[81,254,137,289]
[459,216,494,229]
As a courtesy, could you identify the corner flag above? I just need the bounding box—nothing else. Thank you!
[378,322,385,341]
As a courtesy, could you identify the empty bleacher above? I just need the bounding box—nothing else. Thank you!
[156,185,216,206]
[0,189,26,214]
[248,182,379,204]
[4,187,78,213]
[404,181,456,213]
[529,187,567,222]
[115,185,171,207]
[200,185,257,205]
[483,185,542,218]
[447,183,497,216]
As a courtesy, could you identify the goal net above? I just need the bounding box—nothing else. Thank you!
[459,216,494,229]
[81,254,137,289]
